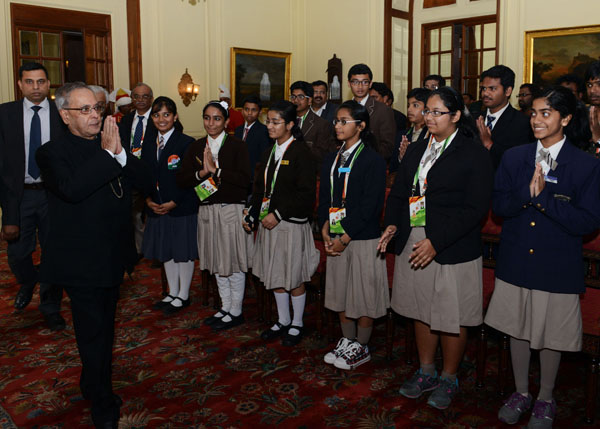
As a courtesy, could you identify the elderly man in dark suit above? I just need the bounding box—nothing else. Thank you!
[290,81,337,173]
[0,62,67,330]
[475,65,532,169]
[311,80,339,124]
[36,82,151,428]
[347,64,396,161]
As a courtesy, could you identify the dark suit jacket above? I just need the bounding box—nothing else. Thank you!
[318,102,339,124]
[118,111,158,154]
[141,129,198,217]
[0,99,66,226]
[234,121,271,184]
[318,145,386,240]
[493,140,600,294]
[364,96,396,161]
[475,103,532,169]
[248,140,316,224]
[176,135,251,205]
[393,109,408,134]
[384,131,493,264]
[36,131,152,287]
[301,110,337,172]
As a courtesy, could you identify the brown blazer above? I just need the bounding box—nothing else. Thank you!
[176,135,251,204]
[365,96,396,161]
[301,110,337,173]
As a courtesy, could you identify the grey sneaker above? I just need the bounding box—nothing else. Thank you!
[324,337,352,364]
[427,377,459,410]
[527,399,556,429]
[398,369,439,399]
[498,392,532,424]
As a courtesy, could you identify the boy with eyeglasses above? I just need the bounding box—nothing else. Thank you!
[290,80,337,172]
[347,64,395,161]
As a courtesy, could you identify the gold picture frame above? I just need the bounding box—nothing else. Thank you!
[230,47,292,109]
[524,25,600,87]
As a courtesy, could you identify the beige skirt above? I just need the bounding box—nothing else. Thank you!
[197,203,253,276]
[252,220,320,291]
[484,278,582,352]
[391,227,483,334]
[325,238,390,319]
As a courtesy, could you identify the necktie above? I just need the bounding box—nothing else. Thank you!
[296,117,302,128]
[536,147,558,171]
[157,135,165,160]
[28,105,42,180]
[132,115,144,151]
[486,115,495,130]
[243,127,249,142]
[338,151,351,177]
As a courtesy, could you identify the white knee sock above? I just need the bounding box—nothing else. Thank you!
[163,260,180,302]
[289,292,306,336]
[177,260,195,301]
[273,291,291,329]
[215,274,232,315]
[229,272,246,317]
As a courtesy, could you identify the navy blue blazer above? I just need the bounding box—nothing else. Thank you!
[384,130,493,263]
[234,121,271,183]
[141,129,198,217]
[493,140,600,294]
[318,144,386,240]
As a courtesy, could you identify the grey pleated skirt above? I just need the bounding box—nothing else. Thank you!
[197,203,253,276]
[325,238,390,319]
[391,227,483,334]
[484,278,582,352]
[252,220,320,291]
[142,213,198,262]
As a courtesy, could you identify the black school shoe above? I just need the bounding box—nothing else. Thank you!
[203,312,225,326]
[152,295,176,310]
[260,322,290,341]
[281,326,304,347]
[162,297,190,315]
[212,313,245,331]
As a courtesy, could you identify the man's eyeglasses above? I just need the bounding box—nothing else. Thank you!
[422,109,452,117]
[332,119,361,126]
[63,104,106,115]
[290,94,309,101]
[349,80,371,87]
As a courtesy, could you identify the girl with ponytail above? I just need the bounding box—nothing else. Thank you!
[317,100,388,370]
[244,100,319,347]
[485,85,600,427]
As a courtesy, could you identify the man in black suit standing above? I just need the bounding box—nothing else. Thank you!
[0,62,66,330]
[118,82,156,267]
[475,65,532,169]
[36,82,150,428]
[234,95,271,197]
[311,80,339,124]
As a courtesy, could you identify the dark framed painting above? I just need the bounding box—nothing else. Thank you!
[230,47,291,109]
[524,25,600,88]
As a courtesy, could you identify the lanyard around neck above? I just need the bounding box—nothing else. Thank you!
[330,142,364,206]
[263,140,293,197]
[412,134,450,196]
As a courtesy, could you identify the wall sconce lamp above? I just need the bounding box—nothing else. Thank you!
[177,68,200,106]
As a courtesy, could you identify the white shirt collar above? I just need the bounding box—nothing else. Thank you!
[354,95,369,106]
[536,136,565,174]
[486,101,510,129]
[207,130,227,158]
[136,108,151,120]
[341,139,361,156]
[274,135,294,160]
[158,127,175,144]
[245,121,256,129]
[23,97,49,111]
[432,129,458,147]
[311,102,327,116]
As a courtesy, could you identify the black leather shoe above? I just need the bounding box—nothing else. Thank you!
[44,313,66,331]
[212,313,245,331]
[203,312,225,326]
[162,297,190,315]
[281,326,304,347]
[14,286,34,310]
[152,295,176,310]
[260,322,290,341]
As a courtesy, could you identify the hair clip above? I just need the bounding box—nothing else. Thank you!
[219,100,229,110]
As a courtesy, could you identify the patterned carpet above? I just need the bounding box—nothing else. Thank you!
[0,244,598,428]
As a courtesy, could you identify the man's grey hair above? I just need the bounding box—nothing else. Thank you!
[133,82,153,97]
[88,85,109,102]
[55,82,90,110]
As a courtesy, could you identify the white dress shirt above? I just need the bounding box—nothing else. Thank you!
[130,108,151,144]
[311,102,328,117]
[417,129,458,192]
[23,98,50,183]
[485,101,510,130]
[207,130,227,160]
[535,136,565,175]
[275,136,294,161]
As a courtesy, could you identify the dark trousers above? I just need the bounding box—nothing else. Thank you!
[7,189,62,315]
[64,285,120,426]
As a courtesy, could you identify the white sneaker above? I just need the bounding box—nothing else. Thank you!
[324,337,353,364]
[334,341,371,370]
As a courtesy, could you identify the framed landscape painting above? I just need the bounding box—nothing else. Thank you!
[524,25,600,88]
[230,47,291,109]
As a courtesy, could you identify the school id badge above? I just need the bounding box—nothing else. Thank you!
[329,207,346,234]
[409,196,426,227]
[259,198,270,221]
[194,177,218,201]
